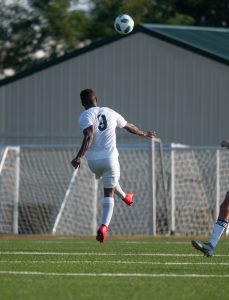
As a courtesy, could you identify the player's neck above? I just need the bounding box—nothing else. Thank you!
[85,104,97,110]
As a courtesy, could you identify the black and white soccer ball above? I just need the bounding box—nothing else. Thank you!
[114,14,134,34]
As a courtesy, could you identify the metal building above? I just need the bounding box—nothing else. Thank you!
[0,24,229,145]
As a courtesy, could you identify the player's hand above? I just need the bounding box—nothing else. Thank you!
[71,156,81,169]
[142,131,156,138]
[221,140,229,149]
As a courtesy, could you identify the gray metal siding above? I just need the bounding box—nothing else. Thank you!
[0,32,229,145]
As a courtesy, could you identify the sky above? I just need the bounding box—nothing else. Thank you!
[75,0,91,11]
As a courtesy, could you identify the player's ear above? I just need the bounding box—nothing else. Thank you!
[81,99,85,107]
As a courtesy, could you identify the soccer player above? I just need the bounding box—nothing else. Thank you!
[192,140,229,257]
[71,89,156,243]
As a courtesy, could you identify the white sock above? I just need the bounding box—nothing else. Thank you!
[101,197,114,227]
[209,218,228,248]
[115,182,126,199]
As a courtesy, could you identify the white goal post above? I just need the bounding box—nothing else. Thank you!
[0,146,20,234]
[150,138,168,235]
[52,168,79,234]
[52,168,98,235]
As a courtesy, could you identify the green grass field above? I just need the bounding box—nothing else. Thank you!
[0,236,229,300]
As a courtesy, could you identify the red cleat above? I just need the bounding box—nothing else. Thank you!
[122,192,134,206]
[96,224,108,243]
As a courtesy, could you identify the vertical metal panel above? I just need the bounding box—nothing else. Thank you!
[0,32,229,145]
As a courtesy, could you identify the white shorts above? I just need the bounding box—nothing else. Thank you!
[87,157,120,188]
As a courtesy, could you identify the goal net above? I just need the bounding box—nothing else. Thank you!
[0,140,167,235]
[53,138,167,235]
[96,138,168,236]
[18,147,95,235]
[169,145,216,236]
[1,142,228,236]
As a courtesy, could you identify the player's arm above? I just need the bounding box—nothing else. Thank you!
[124,123,156,138]
[221,140,229,149]
[71,125,94,169]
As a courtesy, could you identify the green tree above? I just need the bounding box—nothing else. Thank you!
[0,1,42,77]
[31,0,87,51]
[86,0,229,41]
[86,0,122,40]
[86,0,196,41]
[0,0,88,78]
[174,0,229,26]
[167,13,195,25]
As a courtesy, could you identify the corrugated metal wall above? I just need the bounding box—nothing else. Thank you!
[0,32,229,145]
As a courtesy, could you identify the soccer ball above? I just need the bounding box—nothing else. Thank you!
[114,14,134,34]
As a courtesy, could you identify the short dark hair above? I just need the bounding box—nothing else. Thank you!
[80,89,96,107]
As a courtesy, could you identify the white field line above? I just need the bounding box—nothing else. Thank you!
[3,240,229,246]
[158,241,191,245]
[0,270,229,278]
[0,251,229,257]
[22,240,229,244]
[123,241,157,244]
[2,240,229,245]
[1,260,229,266]
[31,241,87,244]
[123,241,190,245]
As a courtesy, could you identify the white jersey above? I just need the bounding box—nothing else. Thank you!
[78,107,127,160]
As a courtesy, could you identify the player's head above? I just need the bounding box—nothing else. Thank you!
[80,89,97,108]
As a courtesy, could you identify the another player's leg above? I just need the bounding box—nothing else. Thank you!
[115,182,134,206]
[192,191,229,256]
[96,187,115,243]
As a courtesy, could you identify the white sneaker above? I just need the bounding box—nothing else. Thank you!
[191,240,214,257]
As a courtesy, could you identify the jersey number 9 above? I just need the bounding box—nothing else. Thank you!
[97,114,107,131]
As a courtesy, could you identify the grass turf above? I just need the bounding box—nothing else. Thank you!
[0,237,229,300]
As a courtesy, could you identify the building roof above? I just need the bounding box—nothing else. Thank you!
[140,24,229,65]
[1,24,229,87]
